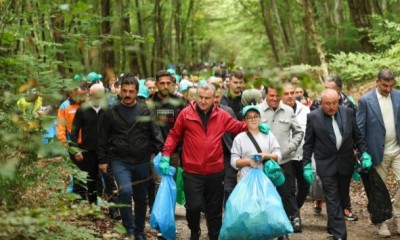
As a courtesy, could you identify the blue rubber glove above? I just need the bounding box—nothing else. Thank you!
[159,156,170,175]
[259,122,270,135]
[361,152,372,170]
[303,163,315,185]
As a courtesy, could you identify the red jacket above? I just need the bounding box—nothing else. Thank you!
[163,102,247,175]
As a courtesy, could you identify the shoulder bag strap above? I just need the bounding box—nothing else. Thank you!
[246,131,262,153]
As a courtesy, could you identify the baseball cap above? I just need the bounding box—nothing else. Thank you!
[242,105,260,117]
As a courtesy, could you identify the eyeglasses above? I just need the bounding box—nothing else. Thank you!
[245,115,261,121]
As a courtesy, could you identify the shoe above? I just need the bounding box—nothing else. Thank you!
[343,208,358,221]
[134,234,147,240]
[377,222,391,238]
[396,218,400,234]
[277,234,290,240]
[190,230,201,240]
[313,200,322,214]
[291,217,302,233]
[109,208,121,220]
[333,238,344,240]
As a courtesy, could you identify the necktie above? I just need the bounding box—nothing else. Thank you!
[332,116,342,150]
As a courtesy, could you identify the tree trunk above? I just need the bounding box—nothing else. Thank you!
[119,0,139,74]
[134,0,148,77]
[334,0,344,49]
[50,10,66,77]
[174,0,182,63]
[303,0,329,80]
[259,0,279,64]
[270,0,289,52]
[100,0,115,80]
[284,0,298,59]
[347,0,374,52]
[181,0,194,64]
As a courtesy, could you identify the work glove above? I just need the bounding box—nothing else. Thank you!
[361,152,372,171]
[159,156,170,175]
[352,171,361,181]
[259,122,270,135]
[303,163,315,185]
[352,162,361,181]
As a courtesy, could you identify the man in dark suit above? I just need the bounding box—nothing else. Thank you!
[357,68,400,237]
[302,89,371,240]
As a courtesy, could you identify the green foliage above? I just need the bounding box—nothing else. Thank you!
[330,18,400,85]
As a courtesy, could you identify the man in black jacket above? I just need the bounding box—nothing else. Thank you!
[98,74,164,240]
[71,83,106,204]
[147,70,185,213]
[303,89,371,240]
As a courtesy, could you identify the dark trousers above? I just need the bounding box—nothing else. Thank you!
[111,161,150,235]
[224,154,238,206]
[292,161,310,210]
[320,175,349,240]
[183,170,224,240]
[277,161,299,219]
[339,175,352,211]
[71,150,99,204]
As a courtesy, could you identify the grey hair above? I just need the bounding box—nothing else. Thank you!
[197,83,216,96]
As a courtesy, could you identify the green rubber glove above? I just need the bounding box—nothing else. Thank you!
[159,156,170,175]
[361,152,372,170]
[259,122,270,135]
[352,171,361,181]
[303,163,315,185]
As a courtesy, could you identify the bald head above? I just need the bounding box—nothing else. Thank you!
[321,89,339,116]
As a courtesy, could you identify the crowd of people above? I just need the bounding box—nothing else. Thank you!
[15,66,400,240]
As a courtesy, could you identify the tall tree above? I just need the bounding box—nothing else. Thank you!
[303,0,329,79]
[259,0,280,64]
[134,0,148,76]
[50,9,66,77]
[270,0,289,52]
[347,0,374,52]
[100,0,115,78]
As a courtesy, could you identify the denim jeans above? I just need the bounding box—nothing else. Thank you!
[111,160,150,235]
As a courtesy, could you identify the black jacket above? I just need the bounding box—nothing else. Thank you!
[220,91,243,121]
[149,93,185,140]
[97,99,164,164]
[303,107,368,176]
[71,103,105,151]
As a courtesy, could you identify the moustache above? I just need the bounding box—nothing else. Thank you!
[124,97,132,100]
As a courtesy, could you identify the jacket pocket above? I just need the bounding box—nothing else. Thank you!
[278,119,290,132]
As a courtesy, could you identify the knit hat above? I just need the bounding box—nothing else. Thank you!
[241,89,262,106]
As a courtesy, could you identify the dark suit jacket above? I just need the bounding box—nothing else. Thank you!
[357,88,400,165]
[303,106,368,176]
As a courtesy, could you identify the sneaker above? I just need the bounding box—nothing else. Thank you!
[377,222,391,238]
[190,230,201,240]
[343,209,358,221]
[109,208,121,220]
[313,200,322,214]
[134,234,147,240]
[291,217,302,233]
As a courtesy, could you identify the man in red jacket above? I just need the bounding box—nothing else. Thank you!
[160,83,247,240]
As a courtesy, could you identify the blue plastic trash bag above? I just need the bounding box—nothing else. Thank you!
[219,168,293,240]
[150,153,177,240]
[41,121,57,144]
[152,152,176,176]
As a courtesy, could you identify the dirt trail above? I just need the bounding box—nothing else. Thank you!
[141,179,400,240]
